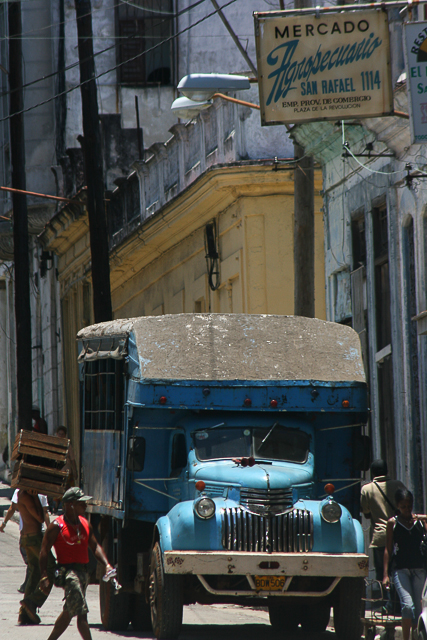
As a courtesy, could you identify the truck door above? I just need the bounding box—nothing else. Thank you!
[80,349,127,513]
[167,430,188,510]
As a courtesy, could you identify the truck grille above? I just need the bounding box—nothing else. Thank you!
[222,507,313,553]
[240,487,293,515]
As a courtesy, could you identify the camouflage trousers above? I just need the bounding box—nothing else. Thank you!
[61,564,90,617]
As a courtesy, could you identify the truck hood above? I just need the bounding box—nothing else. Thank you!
[193,460,312,489]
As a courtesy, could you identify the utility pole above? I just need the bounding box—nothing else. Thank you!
[293,0,315,318]
[74,0,112,323]
[8,1,33,431]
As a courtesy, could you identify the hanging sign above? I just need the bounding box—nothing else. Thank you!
[404,21,427,144]
[254,10,393,125]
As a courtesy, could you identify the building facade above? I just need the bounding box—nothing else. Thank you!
[40,97,325,461]
[0,0,298,475]
[293,80,427,508]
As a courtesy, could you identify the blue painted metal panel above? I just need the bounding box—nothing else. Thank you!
[157,496,359,554]
[127,378,368,414]
[83,430,122,507]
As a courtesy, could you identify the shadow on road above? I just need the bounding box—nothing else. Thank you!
[89,623,336,639]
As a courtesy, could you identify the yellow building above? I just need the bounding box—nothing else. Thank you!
[41,100,325,459]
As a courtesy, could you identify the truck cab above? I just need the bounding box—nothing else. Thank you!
[78,314,369,639]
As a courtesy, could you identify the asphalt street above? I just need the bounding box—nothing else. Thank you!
[0,513,400,640]
[0,515,332,640]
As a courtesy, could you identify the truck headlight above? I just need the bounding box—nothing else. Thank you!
[194,496,216,520]
[321,499,342,524]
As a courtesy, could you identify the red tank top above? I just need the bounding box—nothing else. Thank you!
[53,515,90,565]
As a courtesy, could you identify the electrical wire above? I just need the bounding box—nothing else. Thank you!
[0,0,210,101]
[0,0,241,122]
[341,121,402,176]
[0,0,242,123]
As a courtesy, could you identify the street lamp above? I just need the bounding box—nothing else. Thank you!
[171,96,212,119]
[172,73,260,117]
[177,73,251,101]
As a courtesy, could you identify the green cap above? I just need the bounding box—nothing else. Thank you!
[62,487,92,503]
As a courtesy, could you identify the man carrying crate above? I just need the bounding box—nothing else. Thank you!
[17,489,56,624]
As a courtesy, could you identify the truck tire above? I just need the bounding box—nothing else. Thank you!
[149,542,183,639]
[131,592,152,631]
[99,519,130,631]
[300,601,331,633]
[268,598,301,633]
[99,577,130,631]
[333,577,365,640]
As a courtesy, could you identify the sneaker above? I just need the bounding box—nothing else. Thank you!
[19,599,41,625]
[18,606,31,626]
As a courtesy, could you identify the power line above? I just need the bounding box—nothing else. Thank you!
[0,0,240,124]
[0,0,209,101]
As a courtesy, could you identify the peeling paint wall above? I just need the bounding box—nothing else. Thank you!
[293,85,427,508]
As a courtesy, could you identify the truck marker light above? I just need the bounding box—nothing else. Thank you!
[270,399,278,408]
[194,496,216,519]
[324,483,335,495]
[244,398,252,407]
[159,396,167,405]
[195,481,206,492]
[342,400,350,408]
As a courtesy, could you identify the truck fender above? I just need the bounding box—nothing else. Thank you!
[353,518,365,554]
[153,516,173,553]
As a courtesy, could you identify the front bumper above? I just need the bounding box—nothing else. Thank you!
[164,551,368,597]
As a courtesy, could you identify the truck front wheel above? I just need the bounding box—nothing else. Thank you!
[333,577,365,640]
[300,600,331,633]
[99,577,130,631]
[268,598,301,633]
[149,542,183,639]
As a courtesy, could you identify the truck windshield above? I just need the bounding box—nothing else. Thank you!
[192,426,309,463]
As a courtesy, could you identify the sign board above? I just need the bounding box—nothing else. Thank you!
[254,10,393,125]
[404,21,427,144]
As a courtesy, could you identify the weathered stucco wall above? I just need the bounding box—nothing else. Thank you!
[292,84,427,508]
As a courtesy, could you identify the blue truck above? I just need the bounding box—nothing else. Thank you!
[77,313,370,639]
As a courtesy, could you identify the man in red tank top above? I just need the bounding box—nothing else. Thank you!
[39,487,113,640]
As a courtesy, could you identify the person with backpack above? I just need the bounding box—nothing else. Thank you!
[361,459,406,583]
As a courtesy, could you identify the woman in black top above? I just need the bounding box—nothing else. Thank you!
[383,489,427,640]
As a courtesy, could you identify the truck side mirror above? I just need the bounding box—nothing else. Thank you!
[127,436,146,472]
[353,434,371,472]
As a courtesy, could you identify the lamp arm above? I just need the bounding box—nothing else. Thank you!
[212,93,260,110]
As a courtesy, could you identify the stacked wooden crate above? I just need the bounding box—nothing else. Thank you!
[11,430,69,499]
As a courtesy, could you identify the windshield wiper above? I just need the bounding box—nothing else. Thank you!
[258,422,279,453]
[191,422,226,436]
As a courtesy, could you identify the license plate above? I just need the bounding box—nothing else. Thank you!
[254,575,285,591]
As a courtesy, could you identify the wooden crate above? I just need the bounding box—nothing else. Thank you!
[12,430,68,464]
[11,460,69,499]
[11,430,70,498]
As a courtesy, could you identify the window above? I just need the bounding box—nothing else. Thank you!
[192,426,310,464]
[117,0,173,86]
[84,359,125,430]
[351,214,366,269]
[373,204,391,350]
[170,433,187,477]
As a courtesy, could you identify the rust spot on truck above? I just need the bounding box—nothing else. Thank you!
[358,559,369,571]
